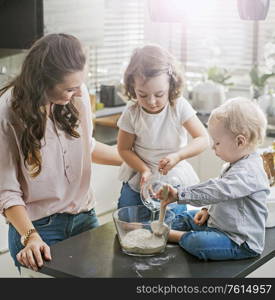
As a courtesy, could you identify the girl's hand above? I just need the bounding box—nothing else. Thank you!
[193,209,209,226]
[16,233,52,271]
[158,153,180,175]
[140,169,152,187]
[156,184,178,208]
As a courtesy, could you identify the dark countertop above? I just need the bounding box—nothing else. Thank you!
[93,125,118,145]
[39,222,275,278]
[93,106,125,145]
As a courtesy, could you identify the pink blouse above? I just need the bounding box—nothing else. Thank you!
[0,84,96,221]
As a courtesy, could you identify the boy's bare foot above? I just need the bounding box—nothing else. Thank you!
[168,229,186,243]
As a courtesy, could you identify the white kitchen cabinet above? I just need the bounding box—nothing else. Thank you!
[0,215,8,253]
[186,131,223,182]
[187,146,224,182]
[91,163,121,217]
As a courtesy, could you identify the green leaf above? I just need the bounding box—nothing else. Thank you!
[249,64,275,87]
[261,73,275,85]
[249,66,260,86]
[207,66,232,86]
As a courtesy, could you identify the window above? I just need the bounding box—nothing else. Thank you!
[88,0,275,93]
[145,0,275,89]
[88,0,145,92]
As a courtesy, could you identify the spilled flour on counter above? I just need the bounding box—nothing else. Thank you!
[121,228,166,255]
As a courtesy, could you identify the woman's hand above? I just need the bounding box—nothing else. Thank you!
[140,169,152,187]
[158,153,180,175]
[193,209,209,226]
[16,233,52,271]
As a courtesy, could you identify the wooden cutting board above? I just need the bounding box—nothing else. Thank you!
[94,113,121,128]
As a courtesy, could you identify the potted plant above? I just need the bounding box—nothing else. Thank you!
[249,64,275,99]
[192,66,233,113]
[206,66,234,89]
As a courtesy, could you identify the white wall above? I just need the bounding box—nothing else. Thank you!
[0,215,8,253]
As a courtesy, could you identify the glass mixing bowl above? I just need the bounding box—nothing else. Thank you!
[113,205,175,256]
[140,173,181,211]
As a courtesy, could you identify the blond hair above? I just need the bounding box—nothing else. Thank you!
[123,44,184,105]
[208,97,267,147]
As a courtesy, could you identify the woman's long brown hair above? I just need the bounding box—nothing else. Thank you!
[0,33,86,177]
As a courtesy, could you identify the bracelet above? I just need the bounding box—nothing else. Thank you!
[20,228,38,246]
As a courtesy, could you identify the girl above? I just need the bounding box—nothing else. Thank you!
[117,44,209,214]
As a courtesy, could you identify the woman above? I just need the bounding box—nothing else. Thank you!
[0,33,121,272]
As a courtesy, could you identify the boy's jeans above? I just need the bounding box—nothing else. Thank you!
[9,208,99,268]
[173,210,259,261]
[118,182,187,215]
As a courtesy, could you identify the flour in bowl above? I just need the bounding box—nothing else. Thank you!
[121,228,166,255]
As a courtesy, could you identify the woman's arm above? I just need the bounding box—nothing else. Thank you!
[92,141,122,166]
[5,205,38,237]
[4,205,51,271]
[159,115,210,174]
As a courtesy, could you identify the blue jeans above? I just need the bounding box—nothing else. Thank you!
[8,208,99,268]
[172,210,259,261]
[118,182,187,215]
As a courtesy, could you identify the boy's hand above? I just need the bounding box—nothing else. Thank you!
[156,184,178,207]
[158,153,180,175]
[193,208,209,226]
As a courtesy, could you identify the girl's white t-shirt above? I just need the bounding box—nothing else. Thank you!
[117,97,200,192]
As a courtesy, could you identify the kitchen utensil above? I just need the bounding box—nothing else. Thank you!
[150,185,169,236]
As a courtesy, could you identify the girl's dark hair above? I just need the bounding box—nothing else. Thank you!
[0,33,86,177]
[123,44,184,105]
